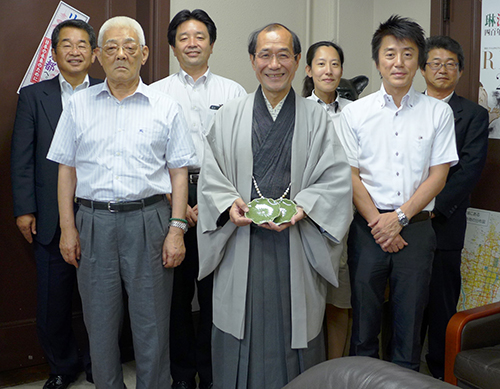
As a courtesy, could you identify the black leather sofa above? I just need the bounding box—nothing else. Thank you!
[283,356,455,388]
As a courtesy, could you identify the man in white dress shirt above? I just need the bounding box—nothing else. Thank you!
[337,15,458,371]
[47,16,197,389]
[151,9,245,389]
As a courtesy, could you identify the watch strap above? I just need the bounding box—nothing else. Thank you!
[169,220,188,233]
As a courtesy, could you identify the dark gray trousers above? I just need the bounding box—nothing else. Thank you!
[348,212,436,370]
[76,198,173,389]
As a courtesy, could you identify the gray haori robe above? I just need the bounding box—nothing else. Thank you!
[197,90,353,350]
[209,89,312,387]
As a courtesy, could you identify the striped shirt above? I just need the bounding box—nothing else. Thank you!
[47,79,197,201]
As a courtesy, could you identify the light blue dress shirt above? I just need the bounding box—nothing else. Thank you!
[47,79,197,201]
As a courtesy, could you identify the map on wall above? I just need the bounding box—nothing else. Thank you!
[458,208,500,311]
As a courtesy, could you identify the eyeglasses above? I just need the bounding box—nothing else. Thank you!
[101,43,140,56]
[426,61,459,71]
[58,42,90,53]
[254,51,298,64]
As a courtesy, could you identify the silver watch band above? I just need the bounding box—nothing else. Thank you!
[169,220,188,233]
[396,207,409,226]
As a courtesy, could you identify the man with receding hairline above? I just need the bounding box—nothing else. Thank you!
[420,35,489,379]
[197,23,352,388]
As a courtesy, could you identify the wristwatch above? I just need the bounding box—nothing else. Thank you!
[169,220,188,233]
[396,208,409,227]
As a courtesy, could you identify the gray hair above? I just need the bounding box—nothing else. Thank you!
[98,16,146,47]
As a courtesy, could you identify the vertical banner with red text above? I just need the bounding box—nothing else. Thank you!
[17,1,89,93]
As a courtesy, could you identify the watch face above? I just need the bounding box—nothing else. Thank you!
[397,209,409,226]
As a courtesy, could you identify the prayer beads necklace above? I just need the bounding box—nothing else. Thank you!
[252,175,291,200]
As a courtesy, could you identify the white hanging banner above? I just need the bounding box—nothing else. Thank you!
[479,0,500,138]
[459,0,500,311]
[17,1,90,93]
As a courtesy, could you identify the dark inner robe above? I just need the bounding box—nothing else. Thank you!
[212,88,325,389]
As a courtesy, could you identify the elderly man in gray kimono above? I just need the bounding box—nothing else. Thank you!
[197,23,353,389]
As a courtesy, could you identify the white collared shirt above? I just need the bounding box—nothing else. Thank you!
[47,79,197,201]
[424,89,454,103]
[307,90,352,138]
[150,68,246,169]
[338,84,458,211]
[262,89,287,121]
[58,73,90,109]
[442,91,454,103]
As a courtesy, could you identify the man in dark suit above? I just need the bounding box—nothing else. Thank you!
[420,35,489,379]
[11,19,101,389]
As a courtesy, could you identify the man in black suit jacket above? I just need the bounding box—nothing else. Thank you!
[11,19,102,389]
[420,36,489,379]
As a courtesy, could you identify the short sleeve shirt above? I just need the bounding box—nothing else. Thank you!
[337,85,458,211]
[47,79,197,201]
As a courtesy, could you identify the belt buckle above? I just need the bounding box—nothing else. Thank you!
[107,201,118,213]
[189,174,199,185]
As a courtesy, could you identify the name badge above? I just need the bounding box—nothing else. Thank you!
[210,104,223,110]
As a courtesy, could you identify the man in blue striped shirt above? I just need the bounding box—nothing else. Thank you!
[48,16,197,389]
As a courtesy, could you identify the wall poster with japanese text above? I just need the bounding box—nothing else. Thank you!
[17,1,89,93]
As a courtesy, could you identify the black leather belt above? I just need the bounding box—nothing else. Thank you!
[77,194,165,212]
[409,211,431,224]
[189,173,199,185]
[378,209,431,224]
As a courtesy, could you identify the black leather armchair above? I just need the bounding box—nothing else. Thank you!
[445,301,500,388]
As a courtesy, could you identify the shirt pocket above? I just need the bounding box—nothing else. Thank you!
[201,108,218,135]
[132,126,166,164]
[410,135,432,173]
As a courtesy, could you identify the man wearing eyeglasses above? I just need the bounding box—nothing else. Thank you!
[150,10,245,389]
[11,19,101,389]
[420,35,489,380]
[197,23,352,388]
[47,16,197,389]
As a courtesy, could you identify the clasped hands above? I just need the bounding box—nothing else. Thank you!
[186,204,198,227]
[229,198,305,232]
[369,211,408,253]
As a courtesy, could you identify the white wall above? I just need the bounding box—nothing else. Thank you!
[169,0,309,93]
[169,0,431,95]
[335,0,374,89]
[371,0,431,93]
